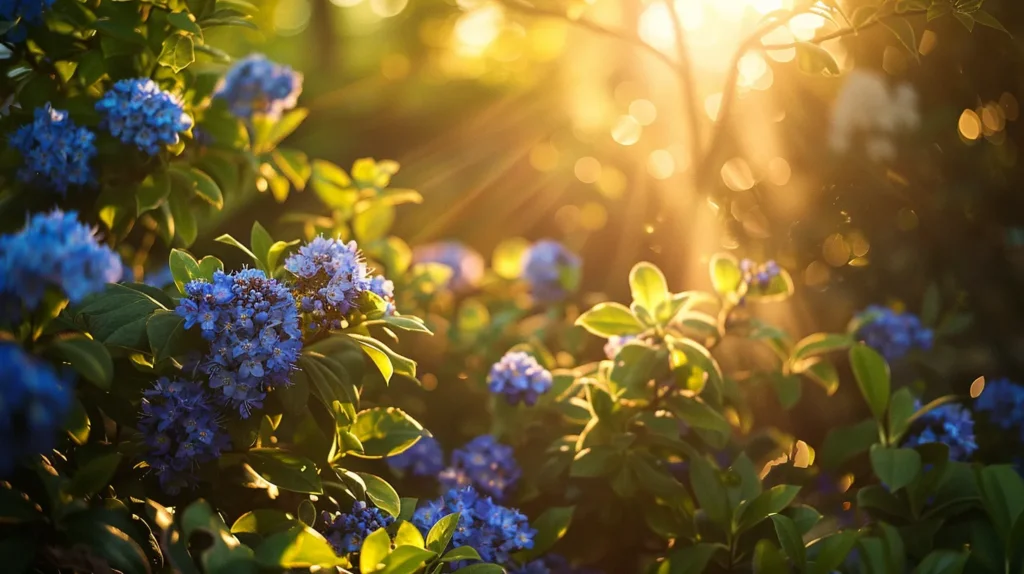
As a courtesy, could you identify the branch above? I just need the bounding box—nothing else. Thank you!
[663,0,703,176]
[495,0,685,77]
[761,8,928,50]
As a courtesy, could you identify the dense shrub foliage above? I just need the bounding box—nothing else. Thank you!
[0,1,1022,573]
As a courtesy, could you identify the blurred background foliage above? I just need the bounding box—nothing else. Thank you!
[196,0,1022,459]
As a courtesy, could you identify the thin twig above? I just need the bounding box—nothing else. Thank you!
[761,8,928,50]
[663,0,703,177]
[495,0,685,77]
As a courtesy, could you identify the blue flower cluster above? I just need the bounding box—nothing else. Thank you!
[0,0,55,41]
[0,342,71,476]
[138,377,230,495]
[523,240,581,303]
[488,350,553,406]
[903,401,978,461]
[413,486,535,565]
[95,78,192,155]
[0,209,122,315]
[9,104,96,193]
[440,435,521,501]
[285,236,372,332]
[604,335,637,360]
[176,269,302,418]
[388,435,445,477]
[974,378,1024,440]
[511,554,604,574]
[855,305,933,361]
[367,274,396,316]
[320,501,394,555]
[740,258,780,289]
[214,54,303,120]
[411,241,485,292]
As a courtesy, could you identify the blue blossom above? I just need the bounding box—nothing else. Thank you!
[388,435,444,477]
[411,241,485,292]
[903,400,978,461]
[138,377,229,495]
[176,269,302,418]
[739,258,780,289]
[367,274,396,316]
[412,487,535,566]
[855,305,933,361]
[488,350,553,406]
[0,342,71,476]
[214,54,303,120]
[440,435,520,501]
[523,240,581,303]
[95,78,192,155]
[0,209,122,318]
[320,501,394,556]
[0,0,55,41]
[285,236,371,332]
[604,335,637,360]
[974,378,1024,440]
[144,265,174,289]
[9,104,97,193]
[511,555,604,574]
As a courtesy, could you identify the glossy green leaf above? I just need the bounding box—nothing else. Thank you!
[442,546,482,563]
[736,485,801,533]
[247,449,323,494]
[795,42,840,75]
[516,506,574,561]
[771,514,806,565]
[357,473,401,518]
[76,284,166,351]
[393,521,425,549]
[575,302,645,337]
[157,34,195,73]
[911,549,969,574]
[887,387,916,444]
[807,530,859,574]
[360,527,392,573]
[137,170,170,213]
[147,310,190,362]
[689,455,731,528]
[820,418,879,469]
[570,446,621,478]
[660,542,723,574]
[350,407,424,458]
[849,344,890,421]
[870,446,921,492]
[231,509,299,535]
[255,524,340,569]
[790,333,853,368]
[48,334,113,389]
[710,253,743,296]
[629,262,669,315]
[426,512,461,553]
[753,540,788,574]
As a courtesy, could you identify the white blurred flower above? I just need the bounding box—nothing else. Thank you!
[829,69,920,162]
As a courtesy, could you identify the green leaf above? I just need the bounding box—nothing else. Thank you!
[575,302,645,337]
[911,549,969,574]
[267,240,299,273]
[570,446,621,478]
[350,408,424,458]
[255,108,309,153]
[273,148,312,191]
[167,185,197,246]
[255,524,341,569]
[773,373,802,409]
[667,336,725,395]
[393,521,425,549]
[231,509,298,535]
[63,510,151,574]
[735,485,801,533]
[357,473,401,518]
[247,449,323,494]
[0,488,43,524]
[380,545,437,574]
[801,359,840,396]
[48,334,113,389]
[190,169,224,209]
[661,542,723,574]
[215,233,261,268]
[354,203,396,243]
[666,395,731,446]
[795,42,840,75]
[146,310,190,362]
[426,512,461,553]
[880,17,919,61]
[689,455,731,528]
[76,284,166,351]
[887,388,916,444]
[251,221,274,270]
[347,334,396,383]
[821,418,879,469]
[169,248,202,294]
[870,445,921,493]
[377,315,433,334]
[807,531,859,574]
[157,34,195,73]
[786,505,822,534]
[629,262,669,316]
[849,344,890,421]
[515,506,574,561]
[976,465,1024,544]
[65,397,91,445]
[168,11,202,35]
[709,253,743,296]
[137,170,171,213]
[454,565,505,574]
[789,333,853,369]
[771,514,806,566]
[972,9,1010,34]
[360,527,392,573]
[441,546,482,563]
[753,540,788,574]
[609,342,661,393]
[71,455,120,501]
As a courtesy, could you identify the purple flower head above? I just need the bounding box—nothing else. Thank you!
[175,269,301,418]
[412,487,534,566]
[138,377,230,494]
[855,305,933,362]
[388,435,444,477]
[488,350,553,406]
[974,378,1024,441]
[903,400,978,461]
[604,335,638,360]
[95,78,192,155]
[440,435,520,501]
[9,104,97,193]
[0,209,122,319]
[411,241,485,292]
[523,240,581,303]
[285,236,372,332]
[739,258,781,290]
[0,0,55,41]
[0,342,71,476]
[319,500,394,555]
[214,54,303,120]
[367,274,396,316]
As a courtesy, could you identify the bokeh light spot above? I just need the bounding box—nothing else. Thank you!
[629,99,658,126]
[767,157,790,186]
[274,0,311,35]
[574,156,602,184]
[647,150,675,180]
[958,109,982,141]
[720,157,755,191]
[597,166,627,199]
[369,0,409,17]
[611,115,642,146]
[970,376,985,399]
[530,142,560,172]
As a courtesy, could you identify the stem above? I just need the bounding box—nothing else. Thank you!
[662,0,703,175]
[760,9,928,50]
